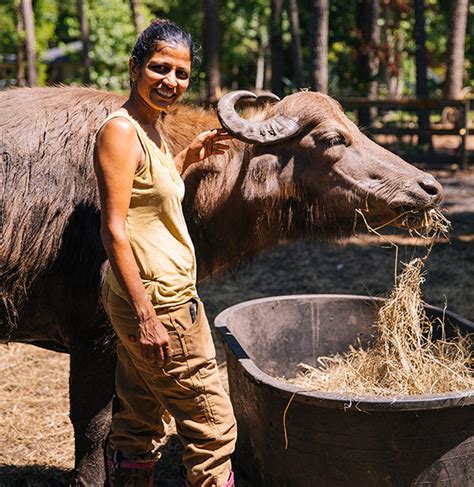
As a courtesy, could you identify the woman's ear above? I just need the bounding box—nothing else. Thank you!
[129,57,139,84]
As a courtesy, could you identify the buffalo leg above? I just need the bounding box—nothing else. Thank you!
[69,338,116,486]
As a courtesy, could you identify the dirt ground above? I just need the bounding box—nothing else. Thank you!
[1,167,473,486]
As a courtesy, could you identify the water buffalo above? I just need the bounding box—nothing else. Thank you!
[0,87,442,484]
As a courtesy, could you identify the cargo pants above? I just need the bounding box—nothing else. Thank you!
[102,283,237,487]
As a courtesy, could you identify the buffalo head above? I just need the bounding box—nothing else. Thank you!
[217,90,442,236]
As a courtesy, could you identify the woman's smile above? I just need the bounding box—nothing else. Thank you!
[154,87,175,99]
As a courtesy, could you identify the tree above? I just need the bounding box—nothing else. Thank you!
[445,0,469,99]
[355,0,381,126]
[310,0,328,93]
[413,0,430,145]
[287,0,304,89]
[204,0,221,104]
[85,0,137,90]
[270,0,284,96]
[255,26,268,91]
[20,0,38,86]
[129,0,145,35]
[16,7,26,87]
[77,0,91,85]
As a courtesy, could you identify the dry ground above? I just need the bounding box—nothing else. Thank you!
[1,168,474,486]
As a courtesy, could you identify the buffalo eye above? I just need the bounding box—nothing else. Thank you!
[319,135,347,149]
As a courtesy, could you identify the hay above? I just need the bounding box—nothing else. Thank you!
[0,343,74,473]
[403,207,451,240]
[291,209,474,397]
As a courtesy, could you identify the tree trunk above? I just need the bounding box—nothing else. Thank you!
[445,0,469,99]
[287,0,304,89]
[16,8,26,87]
[310,0,328,93]
[77,0,91,85]
[270,0,284,96]
[356,0,381,126]
[20,0,38,86]
[204,0,221,104]
[129,0,145,35]
[255,33,266,91]
[414,0,430,146]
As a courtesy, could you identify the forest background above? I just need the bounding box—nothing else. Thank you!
[0,0,472,105]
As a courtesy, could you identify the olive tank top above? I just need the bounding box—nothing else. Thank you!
[98,111,198,308]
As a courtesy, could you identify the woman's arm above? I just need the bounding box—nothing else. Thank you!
[94,119,172,365]
[174,128,232,173]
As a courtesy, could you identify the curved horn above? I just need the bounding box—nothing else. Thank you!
[217,90,301,145]
[254,92,281,106]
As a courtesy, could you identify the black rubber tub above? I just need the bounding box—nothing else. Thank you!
[215,295,474,487]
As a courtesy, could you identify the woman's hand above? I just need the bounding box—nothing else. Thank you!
[137,311,173,366]
[174,128,233,173]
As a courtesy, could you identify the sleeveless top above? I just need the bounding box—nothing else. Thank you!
[97,111,198,308]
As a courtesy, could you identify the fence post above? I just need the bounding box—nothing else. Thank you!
[460,99,469,170]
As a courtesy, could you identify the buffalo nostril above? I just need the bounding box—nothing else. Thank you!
[418,179,442,201]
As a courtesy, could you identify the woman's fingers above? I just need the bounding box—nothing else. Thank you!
[202,129,233,141]
[212,143,230,150]
[154,343,164,364]
[163,343,173,365]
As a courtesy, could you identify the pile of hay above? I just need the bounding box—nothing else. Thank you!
[291,209,474,397]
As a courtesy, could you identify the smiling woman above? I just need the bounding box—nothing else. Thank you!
[93,19,236,487]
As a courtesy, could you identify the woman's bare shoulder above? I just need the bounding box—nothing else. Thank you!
[95,116,143,173]
[97,116,137,145]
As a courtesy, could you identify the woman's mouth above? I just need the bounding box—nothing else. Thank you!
[154,88,175,100]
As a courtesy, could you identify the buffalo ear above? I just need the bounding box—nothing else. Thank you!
[242,154,280,200]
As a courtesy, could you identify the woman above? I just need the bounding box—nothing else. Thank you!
[94,19,236,487]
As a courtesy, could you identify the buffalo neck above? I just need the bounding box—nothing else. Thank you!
[183,143,276,280]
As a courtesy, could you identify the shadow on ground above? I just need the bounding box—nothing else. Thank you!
[0,466,74,486]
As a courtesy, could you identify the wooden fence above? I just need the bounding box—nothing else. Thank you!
[339,97,471,169]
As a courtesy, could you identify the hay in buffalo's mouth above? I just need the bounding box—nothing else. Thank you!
[395,207,451,239]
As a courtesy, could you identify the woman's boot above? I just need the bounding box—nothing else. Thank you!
[107,453,155,487]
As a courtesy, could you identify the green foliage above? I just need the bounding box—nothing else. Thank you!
[219,0,270,89]
[0,0,472,97]
[86,0,136,90]
[0,1,18,60]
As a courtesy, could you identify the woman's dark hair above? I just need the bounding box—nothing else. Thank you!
[131,19,199,69]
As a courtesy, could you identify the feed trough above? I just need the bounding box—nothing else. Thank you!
[215,295,474,487]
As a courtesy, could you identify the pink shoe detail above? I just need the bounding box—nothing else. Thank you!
[224,470,235,487]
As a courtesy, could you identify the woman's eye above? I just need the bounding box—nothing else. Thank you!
[177,70,189,80]
[151,65,169,74]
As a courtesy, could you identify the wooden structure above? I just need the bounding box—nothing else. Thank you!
[339,97,471,169]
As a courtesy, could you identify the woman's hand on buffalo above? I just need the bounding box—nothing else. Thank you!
[175,128,233,173]
[137,311,173,366]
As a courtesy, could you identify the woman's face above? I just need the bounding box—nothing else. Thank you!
[131,42,191,112]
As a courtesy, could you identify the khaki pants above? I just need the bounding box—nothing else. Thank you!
[102,283,237,487]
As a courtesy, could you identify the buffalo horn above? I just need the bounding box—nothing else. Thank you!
[217,90,301,145]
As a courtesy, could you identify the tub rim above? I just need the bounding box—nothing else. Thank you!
[215,294,474,412]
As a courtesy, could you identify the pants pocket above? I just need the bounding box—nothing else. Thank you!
[170,300,216,366]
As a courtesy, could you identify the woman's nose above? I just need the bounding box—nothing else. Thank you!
[163,72,177,88]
